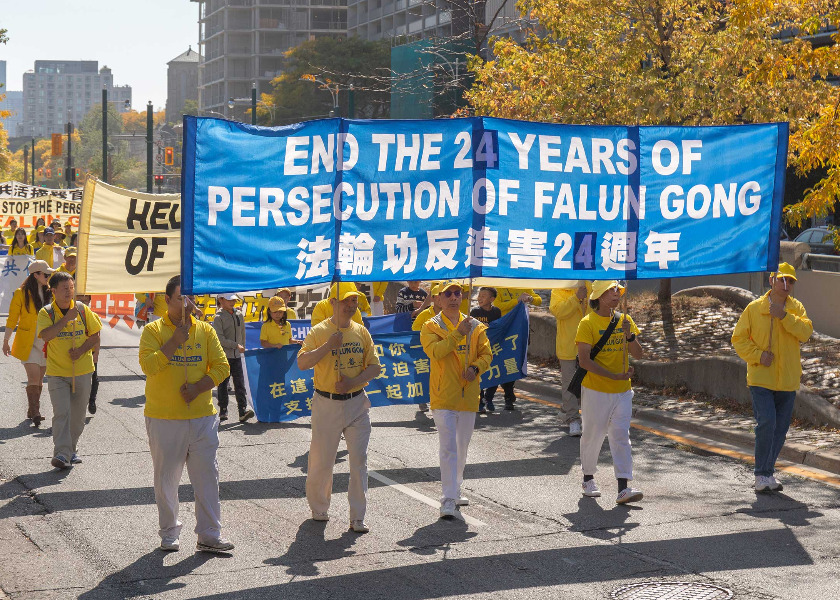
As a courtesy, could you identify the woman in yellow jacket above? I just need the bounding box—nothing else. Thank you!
[549,281,592,435]
[261,297,301,347]
[420,281,493,518]
[2,260,54,426]
[8,228,34,255]
[731,263,813,492]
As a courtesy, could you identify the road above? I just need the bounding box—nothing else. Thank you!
[1,346,838,599]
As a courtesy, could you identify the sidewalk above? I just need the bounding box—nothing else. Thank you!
[522,361,840,475]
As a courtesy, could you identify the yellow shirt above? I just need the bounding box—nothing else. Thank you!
[57,263,76,276]
[36,303,103,377]
[310,298,363,326]
[420,312,493,411]
[732,292,813,392]
[494,288,543,316]
[300,319,380,395]
[261,320,292,346]
[35,243,59,268]
[549,285,592,360]
[139,313,230,419]
[284,307,298,321]
[371,282,389,299]
[412,306,437,331]
[575,312,639,394]
[135,293,168,319]
[9,243,34,256]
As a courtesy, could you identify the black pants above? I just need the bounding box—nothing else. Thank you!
[483,381,516,403]
[218,356,248,415]
[89,363,99,403]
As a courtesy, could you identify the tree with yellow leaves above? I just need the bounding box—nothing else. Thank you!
[467,0,840,299]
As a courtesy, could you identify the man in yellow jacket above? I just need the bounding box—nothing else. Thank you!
[421,281,493,519]
[35,227,61,268]
[732,263,813,492]
[493,287,543,410]
[549,281,592,436]
[311,282,365,326]
[139,275,234,554]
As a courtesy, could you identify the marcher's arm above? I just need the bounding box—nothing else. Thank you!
[70,331,100,359]
[494,291,518,314]
[577,342,628,379]
[779,306,813,342]
[529,290,543,306]
[336,363,381,393]
[549,290,582,320]
[212,316,237,350]
[139,328,171,376]
[297,337,336,371]
[471,331,494,374]
[39,309,77,342]
[206,328,231,386]
[628,338,644,359]
[420,327,462,359]
[731,310,763,364]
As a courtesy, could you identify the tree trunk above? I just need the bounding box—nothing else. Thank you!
[657,278,672,304]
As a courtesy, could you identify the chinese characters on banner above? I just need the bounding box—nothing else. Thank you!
[0,181,83,230]
[242,303,530,422]
[181,117,787,294]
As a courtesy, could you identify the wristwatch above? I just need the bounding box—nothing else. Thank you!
[468,365,479,375]
[626,333,636,343]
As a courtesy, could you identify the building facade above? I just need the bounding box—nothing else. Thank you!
[20,61,132,138]
[194,0,347,118]
[0,60,24,138]
[166,47,200,125]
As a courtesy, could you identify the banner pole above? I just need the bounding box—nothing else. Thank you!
[183,295,188,386]
[622,281,629,375]
[463,276,473,399]
[71,290,76,394]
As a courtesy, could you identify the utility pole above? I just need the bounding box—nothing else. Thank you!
[251,82,257,125]
[102,86,108,183]
[23,145,29,184]
[66,119,73,186]
[349,83,355,119]
[146,101,154,193]
[31,138,36,185]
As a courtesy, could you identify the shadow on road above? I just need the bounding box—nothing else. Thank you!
[736,491,824,527]
[396,518,478,555]
[263,520,359,576]
[563,496,641,541]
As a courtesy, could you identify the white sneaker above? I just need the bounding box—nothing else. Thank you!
[616,487,643,504]
[455,496,469,506]
[768,475,783,491]
[350,520,369,533]
[755,475,772,492]
[582,479,601,497]
[196,538,234,553]
[311,512,330,521]
[160,538,180,552]
[439,498,457,519]
[568,421,582,437]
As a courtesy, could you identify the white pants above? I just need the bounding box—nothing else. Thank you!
[145,415,221,542]
[371,300,385,316]
[306,391,371,521]
[580,387,634,480]
[47,374,92,459]
[432,409,476,501]
[558,359,580,424]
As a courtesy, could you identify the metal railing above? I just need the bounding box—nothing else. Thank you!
[802,252,840,273]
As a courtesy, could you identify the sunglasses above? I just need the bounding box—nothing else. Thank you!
[442,289,462,298]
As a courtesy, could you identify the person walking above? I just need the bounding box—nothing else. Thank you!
[3,260,53,426]
[212,293,255,423]
[421,281,493,518]
[35,227,60,268]
[470,287,501,413]
[8,228,34,255]
[56,247,77,276]
[297,282,381,533]
[492,287,542,410]
[311,282,365,326]
[37,271,102,469]
[732,263,813,492]
[138,275,234,553]
[550,281,592,436]
[261,296,300,348]
[576,280,644,505]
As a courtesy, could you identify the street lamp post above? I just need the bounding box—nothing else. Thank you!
[31,138,35,186]
[300,76,339,117]
[146,101,154,193]
[228,83,259,124]
[102,86,108,183]
[65,113,73,187]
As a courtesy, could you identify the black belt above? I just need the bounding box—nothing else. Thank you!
[315,388,364,401]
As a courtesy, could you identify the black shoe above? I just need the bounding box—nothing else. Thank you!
[239,408,255,422]
[219,411,228,422]
[88,400,97,415]
[504,401,515,411]
[478,401,486,414]
[486,399,496,412]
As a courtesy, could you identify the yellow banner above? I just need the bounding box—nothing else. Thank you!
[76,179,181,294]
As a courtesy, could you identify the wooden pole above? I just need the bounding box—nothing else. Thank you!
[462,277,473,398]
[71,292,76,394]
[622,281,629,375]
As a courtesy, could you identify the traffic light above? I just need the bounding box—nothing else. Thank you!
[75,168,81,180]
[57,167,63,178]
[154,174,164,187]
[164,147,174,166]
[46,168,52,178]
[51,133,63,156]
[38,168,43,177]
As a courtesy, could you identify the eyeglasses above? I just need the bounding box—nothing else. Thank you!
[442,289,462,298]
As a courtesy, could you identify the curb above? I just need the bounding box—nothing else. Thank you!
[517,378,840,476]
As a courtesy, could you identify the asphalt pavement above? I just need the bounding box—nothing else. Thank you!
[1,346,839,599]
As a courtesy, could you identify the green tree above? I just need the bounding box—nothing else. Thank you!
[73,104,142,187]
[467,0,840,300]
[266,36,391,124]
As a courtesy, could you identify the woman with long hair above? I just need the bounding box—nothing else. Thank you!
[260,296,300,348]
[9,228,34,255]
[29,218,46,244]
[2,261,54,426]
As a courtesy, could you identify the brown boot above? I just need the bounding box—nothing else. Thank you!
[26,385,44,427]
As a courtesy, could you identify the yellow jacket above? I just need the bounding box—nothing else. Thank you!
[731,292,813,392]
[412,306,437,331]
[310,298,363,326]
[139,313,230,419]
[6,287,42,362]
[35,243,58,268]
[420,312,493,411]
[494,287,542,316]
[9,243,34,256]
[549,285,592,360]
[371,282,388,299]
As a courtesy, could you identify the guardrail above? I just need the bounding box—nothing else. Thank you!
[802,252,840,273]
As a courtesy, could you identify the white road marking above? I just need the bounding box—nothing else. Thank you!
[368,469,486,527]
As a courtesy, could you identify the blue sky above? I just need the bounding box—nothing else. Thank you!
[1,0,198,110]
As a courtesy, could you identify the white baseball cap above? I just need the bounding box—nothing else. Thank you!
[217,293,241,301]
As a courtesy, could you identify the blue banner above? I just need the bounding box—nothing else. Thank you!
[182,117,787,294]
[243,303,530,422]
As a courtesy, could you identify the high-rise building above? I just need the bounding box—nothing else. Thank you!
[347,0,459,40]
[193,0,347,117]
[20,61,132,138]
[0,60,25,137]
[166,46,200,125]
